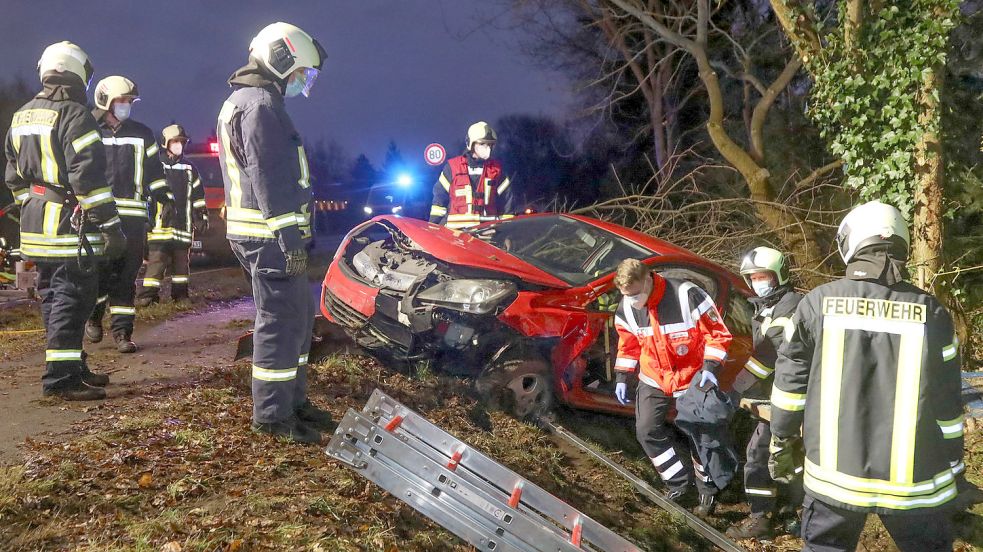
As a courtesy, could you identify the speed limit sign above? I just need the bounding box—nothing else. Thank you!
[424,143,446,166]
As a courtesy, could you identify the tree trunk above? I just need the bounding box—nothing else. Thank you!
[912,67,944,291]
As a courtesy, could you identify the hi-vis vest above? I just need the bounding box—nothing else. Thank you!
[771,279,965,514]
[216,86,312,249]
[4,96,120,261]
[439,156,509,229]
[98,118,168,220]
[615,275,732,395]
[149,156,204,245]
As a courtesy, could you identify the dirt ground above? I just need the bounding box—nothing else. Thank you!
[0,262,981,551]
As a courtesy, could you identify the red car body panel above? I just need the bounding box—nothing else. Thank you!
[321,214,754,417]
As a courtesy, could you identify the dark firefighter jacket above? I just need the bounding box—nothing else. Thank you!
[771,264,964,514]
[148,151,205,246]
[96,115,170,222]
[4,75,120,262]
[216,62,312,252]
[739,287,804,400]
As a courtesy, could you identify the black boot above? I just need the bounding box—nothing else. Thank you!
[252,415,322,445]
[726,515,773,539]
[80,352,109,387]
[43,382,106,401]
[85,320,103,343]
[114,332,136,353]
[296,400,333,427]
[694,493,716,517]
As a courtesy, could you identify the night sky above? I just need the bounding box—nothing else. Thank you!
[0,1,571,167]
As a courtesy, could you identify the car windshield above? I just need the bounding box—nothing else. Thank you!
[468,215,656,285]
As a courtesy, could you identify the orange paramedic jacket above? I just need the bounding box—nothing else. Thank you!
[614,273,732,395]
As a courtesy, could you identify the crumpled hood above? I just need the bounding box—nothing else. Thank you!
[377,216,568,289]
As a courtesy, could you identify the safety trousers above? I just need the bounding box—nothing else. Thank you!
[137,243,190,301]
[37,259,97,392]
[90,220,145,337]
[635,382,716,495]
[231,240,315,424]
[800,495,953,552]
[744,420,804,516]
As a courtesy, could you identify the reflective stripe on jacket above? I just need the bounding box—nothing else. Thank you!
[771,279,964,514]
[614,274,733,395]
[97,117,169,220]
[429,154,513,229]
[216,85,312,251]
[149,155,205,245]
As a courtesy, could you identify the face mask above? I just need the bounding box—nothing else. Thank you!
[168,142,183,156]
[112,103,131,122]
[285,75,305,98]
[626,291,649,309]
[473,143,492,160]
[752,280,776,297]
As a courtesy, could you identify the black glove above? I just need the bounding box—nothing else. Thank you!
[102,226,127,259]
[769,434,805,484]
[159,200,176,228]
[284,249,308,277]
[193,214,209,234]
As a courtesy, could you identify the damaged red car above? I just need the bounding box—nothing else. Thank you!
[320,213,754,419]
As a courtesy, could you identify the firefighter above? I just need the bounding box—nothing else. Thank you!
[724,247,804,540]
[3,41,125,400]
[135,124,206,306]
[428,122,515,230]
[769,200,964,551]
[84,76,174,353]
[612,258,733,516]
[217,22,332,444]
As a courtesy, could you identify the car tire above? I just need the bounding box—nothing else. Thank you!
[476,356,554,421]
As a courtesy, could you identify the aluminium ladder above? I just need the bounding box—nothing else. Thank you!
[325,388,642,552]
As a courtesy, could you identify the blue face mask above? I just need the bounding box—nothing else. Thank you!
[752,280,777,297]
[112,103,131,121]
[285,75,305,98]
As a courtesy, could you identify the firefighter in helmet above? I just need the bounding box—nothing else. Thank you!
[135,124,206,306]
[85,76,174,353]
[770,201,964,551]
[4,41,124,400]
[429,122,515,230]
[217,22,332,444]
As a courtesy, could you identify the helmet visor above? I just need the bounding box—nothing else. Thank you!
[299,67,319,97]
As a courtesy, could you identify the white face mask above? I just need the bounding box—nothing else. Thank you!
[168,141,183,156]
[752,280,777,297]
[473,143,492,160]
[112,103,131,122]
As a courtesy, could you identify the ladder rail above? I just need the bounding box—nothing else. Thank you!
[362,390,638,552]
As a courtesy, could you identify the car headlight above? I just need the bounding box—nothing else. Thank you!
[363,206,373,215]
[416,279,516,314]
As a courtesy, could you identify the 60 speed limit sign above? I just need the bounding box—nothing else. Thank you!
[424,143,446,166]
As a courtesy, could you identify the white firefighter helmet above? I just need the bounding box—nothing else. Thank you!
[161,124,189,146]
[249,22,326,80]
[93,76,139,111]
[467,121,497,151]
[835,200,910,263]
[740,246,790,287]
[37,41,94,88]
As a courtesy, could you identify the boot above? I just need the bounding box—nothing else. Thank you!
[85,320,103,343]
[134,296,158,307]
[296,400,333,427]
[252,416,322,445]
[726,515,773,539]
[43,383,106,401]
[80,352,109,387]
[114,332,137,353]
[694,493,716,517]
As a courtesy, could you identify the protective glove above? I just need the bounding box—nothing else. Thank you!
[769,435,804,484]
[696,369,718,391]
[192,215,209,234]
[102,226,127,259]
[615,382,630,405]
[159,200,176,228]
[284,248,308,277]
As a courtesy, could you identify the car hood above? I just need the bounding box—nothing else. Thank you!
[375,216,568,288]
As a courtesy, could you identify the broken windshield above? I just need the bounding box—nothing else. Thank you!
[468,215,656,285]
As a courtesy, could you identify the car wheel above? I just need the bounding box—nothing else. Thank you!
[476,357,554,421]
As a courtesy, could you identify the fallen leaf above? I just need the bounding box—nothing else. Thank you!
[138,472,153,488]
[226,539,243,552]
[160,542,182,552]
